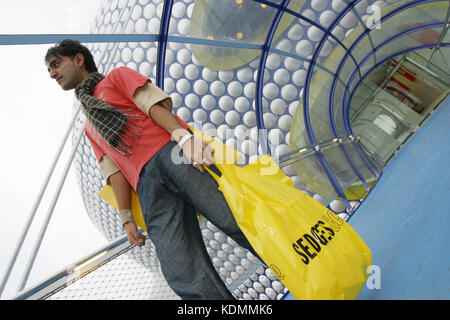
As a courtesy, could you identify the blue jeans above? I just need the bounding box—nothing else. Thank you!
[136,141,259,300]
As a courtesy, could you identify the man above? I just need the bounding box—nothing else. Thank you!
[45,39,260,300]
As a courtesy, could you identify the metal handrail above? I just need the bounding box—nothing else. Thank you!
[428,2,450,68]
[16,124,85,292]
[278,134,361,168]
[11,233,139,300]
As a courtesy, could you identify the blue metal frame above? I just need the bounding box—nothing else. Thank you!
[319,0,445,186]
[342,42,450,183]
[343,22,444,134]
[340,0,445,134]
[252,0,363,79]
[331,22,444,178]
[299,0,360,210]
[347,0,377,66]
[324,1,374,192]
[346,42,450,134]
[268,47,347,83]
[358,23,443,67]
[298,0,447,208]
[0,33,267,49]
[167,35,262,50]
[340,25,444,177]
[255,0,291,155]
[303,0,358,143]
[332,0,444,178]
[0,34,159,45]
[156,0,174,90]
[328,47,374,187]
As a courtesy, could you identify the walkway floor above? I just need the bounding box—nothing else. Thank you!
[351,96,449,300]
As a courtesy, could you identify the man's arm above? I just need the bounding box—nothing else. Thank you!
[149,104,214,172]
[132,81,214,170]
[109,171,132,211]
[109,171,145,247]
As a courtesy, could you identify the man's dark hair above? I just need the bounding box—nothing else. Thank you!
[45,39,98,73]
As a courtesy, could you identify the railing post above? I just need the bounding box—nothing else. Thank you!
[16,122,85,293]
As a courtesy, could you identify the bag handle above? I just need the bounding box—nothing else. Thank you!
[204,165,221,183]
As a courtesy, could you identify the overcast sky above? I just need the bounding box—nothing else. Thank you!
[0,0,107,299]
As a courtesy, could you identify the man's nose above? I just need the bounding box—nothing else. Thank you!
[50,69,57,79]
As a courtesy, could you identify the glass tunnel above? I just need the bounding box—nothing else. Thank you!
[1,0,449,300]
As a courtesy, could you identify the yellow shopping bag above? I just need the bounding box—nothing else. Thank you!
[205,155,372,300]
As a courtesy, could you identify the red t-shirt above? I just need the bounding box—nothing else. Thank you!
[85,67,188,190]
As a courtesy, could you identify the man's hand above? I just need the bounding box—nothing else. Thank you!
[182,136,215,172]
[147,106,215,172]
[124,221,146,247]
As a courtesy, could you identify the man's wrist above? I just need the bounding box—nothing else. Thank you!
[118,209,135,226]
[172,128,191,143]
[177,132,193,149]
[123,220,134,229]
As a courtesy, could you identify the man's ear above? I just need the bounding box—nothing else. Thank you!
[74,53,85,69]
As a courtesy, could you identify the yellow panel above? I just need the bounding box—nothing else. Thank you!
[190,0,306,70]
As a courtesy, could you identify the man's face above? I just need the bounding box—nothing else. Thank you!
[46,54,85,91]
